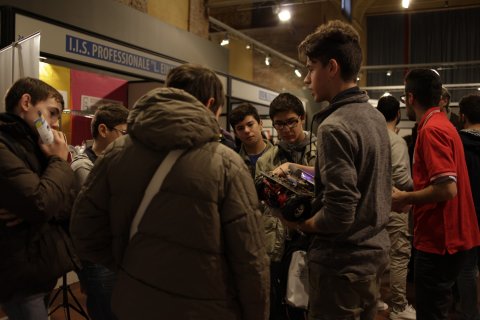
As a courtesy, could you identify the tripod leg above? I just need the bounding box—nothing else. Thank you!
[67,285,89,318]
[48,273,90,320]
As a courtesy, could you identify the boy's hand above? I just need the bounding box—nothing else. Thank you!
[39,130,69,161]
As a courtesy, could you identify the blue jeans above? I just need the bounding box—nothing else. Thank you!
[415,249,469,320]
[456,247,480,320]
[77,261,117,320]
[2,293,48,320]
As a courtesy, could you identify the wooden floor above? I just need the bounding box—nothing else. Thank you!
[0,271,475,320]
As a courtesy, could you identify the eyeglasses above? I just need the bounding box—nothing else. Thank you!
[109,127,127,135]
[273,117,301,130]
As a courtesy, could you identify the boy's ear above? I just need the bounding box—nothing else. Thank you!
[328,59,339,78]
[98,123,109,138]
[19,93,31,112]
[205,98,215,111]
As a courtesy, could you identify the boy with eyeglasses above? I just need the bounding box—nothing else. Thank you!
[256,92,316,173]
[256,92,316,320]
[70,103,129,320]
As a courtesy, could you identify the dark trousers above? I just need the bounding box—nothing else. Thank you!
[415,249,469,320]
[77,261,117,320]
[456,247,480,320]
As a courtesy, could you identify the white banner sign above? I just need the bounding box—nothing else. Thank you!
[231,78,279,106]
[15,14,179,81]
[0,32,40,112]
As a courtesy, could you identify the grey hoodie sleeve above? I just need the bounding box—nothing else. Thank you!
[312,125,361,234]
[70,154,94,193]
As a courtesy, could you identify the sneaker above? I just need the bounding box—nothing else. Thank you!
[377,300,389,311]
[389,304,416,320]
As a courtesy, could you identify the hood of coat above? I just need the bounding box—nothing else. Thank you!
[127,87,220,151]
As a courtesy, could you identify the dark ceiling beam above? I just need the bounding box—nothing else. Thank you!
[209,16,304,68]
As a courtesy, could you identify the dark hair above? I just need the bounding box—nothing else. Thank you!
[459,94,480,124]
[91,103,129,139]
[269,93,304,119]
[405,69,442,109]
[298,20,362,82]
[377,95,400,122]
[229,103,260,128]
[5,77,64,113]
[165,64,225,114]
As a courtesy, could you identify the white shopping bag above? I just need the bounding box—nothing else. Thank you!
[286,250,309,309]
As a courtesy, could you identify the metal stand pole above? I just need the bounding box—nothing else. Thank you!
[48,274,89,320]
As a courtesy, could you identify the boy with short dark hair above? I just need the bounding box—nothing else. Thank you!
[0,77,78,319]
[229,103,271,177]
[71,103,129,320]
[256,92,316,320]
[257,92,316,174]
[293,20,392,319]
[456,93,480,320]
[166,64,236,150]
[393,69,480,320]
[70,64,269,320]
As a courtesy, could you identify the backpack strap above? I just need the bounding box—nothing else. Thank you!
[129,149,186,240]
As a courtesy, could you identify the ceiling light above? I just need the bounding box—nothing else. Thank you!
[220,34,229,46]
[265,55,271,66]
[278,8,291,22]
[356,76,361,82]
[294,69,302,78]
[245,43,251,50]
[402,0,410,8]
[382,92,392,97]
[477,87,480,91]
[386,70,392,77]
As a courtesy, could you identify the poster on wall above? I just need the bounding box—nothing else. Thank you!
[70,69,128,112]
[39,62,71,106]
[69,69,128,145]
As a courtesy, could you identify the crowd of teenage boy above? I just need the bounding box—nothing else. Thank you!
[1,18,480,320]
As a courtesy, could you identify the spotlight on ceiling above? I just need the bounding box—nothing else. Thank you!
[265,55,271,66]
[278,8,291,22]
[402,0,410,8]
[220,34,229,46]
[245,43,251,50]
[294,69,302,78]
[386,70,392,77]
